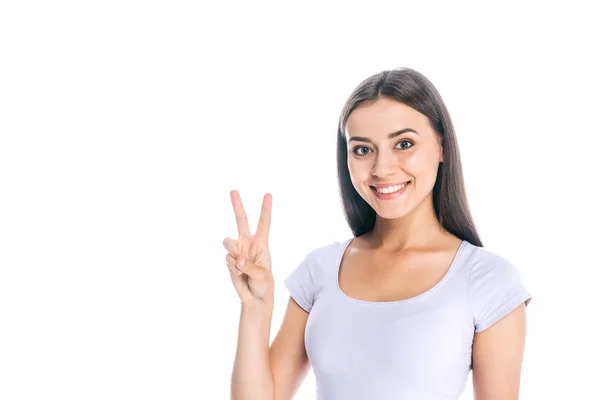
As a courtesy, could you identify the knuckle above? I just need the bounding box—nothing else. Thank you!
[224,237,236,250]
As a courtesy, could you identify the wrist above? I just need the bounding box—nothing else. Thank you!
[241,297,274,312]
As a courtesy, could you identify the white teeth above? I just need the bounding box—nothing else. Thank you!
[375,182,408,194]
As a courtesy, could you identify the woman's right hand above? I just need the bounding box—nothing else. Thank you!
[223,190,274,305]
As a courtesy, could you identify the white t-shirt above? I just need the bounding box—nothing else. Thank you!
[284,237,532,400]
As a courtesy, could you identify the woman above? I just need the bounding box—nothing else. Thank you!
[223,67,532,399]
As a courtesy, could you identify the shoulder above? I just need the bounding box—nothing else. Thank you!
[285,237,349,280]
[467,245,532,333]
[300,238,349,265]
[468,245,523,285]
[283,238,348,313]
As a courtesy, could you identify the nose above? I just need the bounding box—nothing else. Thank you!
[371,150,398,178]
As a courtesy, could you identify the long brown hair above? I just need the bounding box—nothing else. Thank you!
[336,67,483,247]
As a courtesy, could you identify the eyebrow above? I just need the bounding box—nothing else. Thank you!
[348,128,420,143]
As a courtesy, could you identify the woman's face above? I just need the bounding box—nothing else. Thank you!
[345,97,443,220]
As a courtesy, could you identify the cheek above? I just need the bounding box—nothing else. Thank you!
[404,152,441,193]
[405,150,438,177]
[348,161,366,181]
[347,160,368,181]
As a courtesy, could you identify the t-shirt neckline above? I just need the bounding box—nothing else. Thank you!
[335,237,468,306]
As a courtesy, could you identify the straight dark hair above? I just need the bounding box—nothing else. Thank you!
[336,67,483,247]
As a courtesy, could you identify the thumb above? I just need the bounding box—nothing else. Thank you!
[236,255,268,281]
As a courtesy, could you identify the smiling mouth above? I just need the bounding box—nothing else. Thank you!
[370,181,411,194]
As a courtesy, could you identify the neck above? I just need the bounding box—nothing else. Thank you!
[366,193,448,252]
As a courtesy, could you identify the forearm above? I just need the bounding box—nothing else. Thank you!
[231,298,274,400]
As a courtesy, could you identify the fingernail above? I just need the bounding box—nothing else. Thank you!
[238,257,245,269]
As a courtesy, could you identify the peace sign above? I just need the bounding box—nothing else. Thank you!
[222,190,274,304]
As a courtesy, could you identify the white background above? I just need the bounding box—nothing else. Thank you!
[1,1,598,399]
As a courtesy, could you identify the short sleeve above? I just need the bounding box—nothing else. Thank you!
[469,250,532,333]
[283,250,318,313]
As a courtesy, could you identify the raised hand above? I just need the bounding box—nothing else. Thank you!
[223,190,274,304]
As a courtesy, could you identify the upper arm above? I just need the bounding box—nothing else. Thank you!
[269,296,311,400]
[472,302,528,400]
[272,245,331,398]
[469,249,532,399]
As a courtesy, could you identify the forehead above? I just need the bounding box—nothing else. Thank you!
[345,97,429,138]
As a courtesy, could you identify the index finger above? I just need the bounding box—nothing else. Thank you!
[255,193,272,242]
[230,190,251,237]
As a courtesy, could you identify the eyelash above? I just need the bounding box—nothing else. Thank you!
[351,140,414,157]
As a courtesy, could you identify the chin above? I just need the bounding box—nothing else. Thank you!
[373,207,412,220]
[368,193,422,221]
[360,195,412,219]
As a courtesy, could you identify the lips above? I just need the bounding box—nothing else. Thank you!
[370,180,411,190]
[369,181,411,199]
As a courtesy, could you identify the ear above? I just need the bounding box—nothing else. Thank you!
[439,148,444,163]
